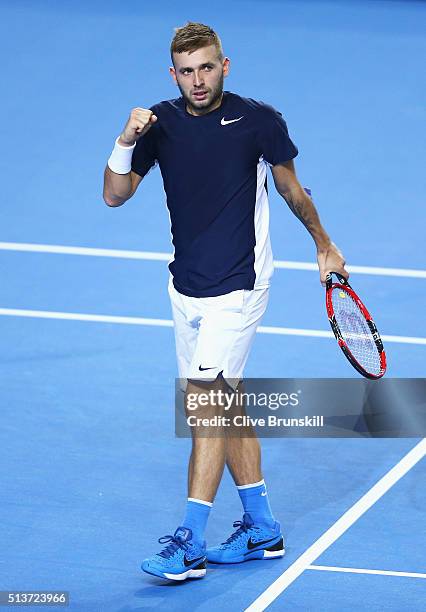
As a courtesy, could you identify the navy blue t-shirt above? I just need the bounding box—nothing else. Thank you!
[131,91,298,297]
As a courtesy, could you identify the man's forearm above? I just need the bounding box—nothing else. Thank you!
[103,166,132,207]
[281,186,331,251]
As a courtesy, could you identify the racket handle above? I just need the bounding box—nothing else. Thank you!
[326,271,350,289]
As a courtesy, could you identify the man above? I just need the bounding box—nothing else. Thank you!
[103,22,347,581]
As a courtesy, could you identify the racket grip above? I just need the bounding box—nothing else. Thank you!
[327,271,350,288]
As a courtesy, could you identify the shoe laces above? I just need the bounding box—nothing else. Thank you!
[158,534,189,559]
[222,520,249,545]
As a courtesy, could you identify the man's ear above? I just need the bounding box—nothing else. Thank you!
[169,66,177,84]
[223,57,230,77]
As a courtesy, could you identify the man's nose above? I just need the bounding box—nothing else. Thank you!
[193,70,204,87]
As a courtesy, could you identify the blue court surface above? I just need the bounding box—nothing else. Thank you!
[1,0,425,610]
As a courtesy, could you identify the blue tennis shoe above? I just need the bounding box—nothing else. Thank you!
[141,527,207,581]
[207,512,284,563]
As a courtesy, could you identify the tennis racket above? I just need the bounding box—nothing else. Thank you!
[325,272,387,379]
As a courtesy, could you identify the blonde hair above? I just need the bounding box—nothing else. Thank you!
[170,22,223,63]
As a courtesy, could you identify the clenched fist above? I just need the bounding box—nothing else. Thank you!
[118,108,157,146]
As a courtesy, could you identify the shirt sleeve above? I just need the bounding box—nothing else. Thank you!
[257,103,298,166]
[131,121,158,177]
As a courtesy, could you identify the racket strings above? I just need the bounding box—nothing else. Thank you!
[331,289,382,375]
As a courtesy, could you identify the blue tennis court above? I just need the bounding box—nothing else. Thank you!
[1,0,425,610]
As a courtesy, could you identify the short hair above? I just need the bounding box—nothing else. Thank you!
[170,22,224,64]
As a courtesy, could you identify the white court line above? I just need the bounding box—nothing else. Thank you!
[0,308,173,327]
[0,308,425,345]
[0,242,171,261]
[245,439,426,612]
[1,241,425,278]
[308,565,426,579]
[274,260,426,279]
[258,325,426,346]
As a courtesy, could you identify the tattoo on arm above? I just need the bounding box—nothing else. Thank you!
[285,189,319,232]
[283,188,330,249]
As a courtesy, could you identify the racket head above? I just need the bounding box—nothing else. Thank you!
[325,272,386,379]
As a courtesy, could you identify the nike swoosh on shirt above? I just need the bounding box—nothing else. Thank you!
[221,116,244,125]
[199,365,217,371]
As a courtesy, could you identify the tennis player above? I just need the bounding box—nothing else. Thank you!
[103,22,348,581]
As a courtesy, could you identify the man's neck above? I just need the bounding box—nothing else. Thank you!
[186,92,224,117]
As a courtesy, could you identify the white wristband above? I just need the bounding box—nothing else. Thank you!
[107,137,136,174]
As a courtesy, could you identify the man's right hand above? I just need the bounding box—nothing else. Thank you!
[118,108,158,147]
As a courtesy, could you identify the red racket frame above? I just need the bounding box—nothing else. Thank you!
[325,272,387,379]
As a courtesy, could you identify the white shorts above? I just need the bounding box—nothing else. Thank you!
[168,277,269,392]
